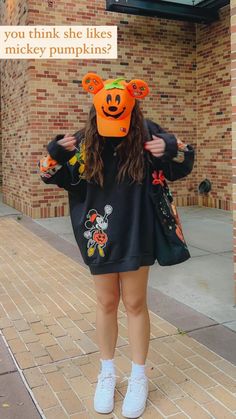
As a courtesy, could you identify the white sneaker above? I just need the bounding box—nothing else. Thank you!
[93,370,118,414]
[121,375,149,418]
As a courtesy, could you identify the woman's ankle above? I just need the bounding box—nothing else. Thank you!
[130,360,146,378]
[100,358,116,374]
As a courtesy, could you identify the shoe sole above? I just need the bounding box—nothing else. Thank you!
[94,401,114,414]
[122,403,146,418]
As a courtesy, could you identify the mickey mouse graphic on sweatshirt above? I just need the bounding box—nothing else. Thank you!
[84,205,113,258]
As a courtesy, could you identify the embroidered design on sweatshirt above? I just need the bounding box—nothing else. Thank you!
[152,170,165,186]
[172,138,188,163]
[83,205,113,258]
[38,155,62,178]
[69,141,86,175]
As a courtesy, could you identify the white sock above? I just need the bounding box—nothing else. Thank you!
[131,361,146,378]
[100,358,115,374]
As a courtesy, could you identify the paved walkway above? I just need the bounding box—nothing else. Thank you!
[1,216,236,418]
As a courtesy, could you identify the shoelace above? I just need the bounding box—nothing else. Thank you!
[120,375,148,397]
[97,372,120,391]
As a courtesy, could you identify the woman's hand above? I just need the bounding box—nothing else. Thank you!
[57,133,77,151]
[144,135,166,158]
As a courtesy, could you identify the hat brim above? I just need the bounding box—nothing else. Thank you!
[96,114,131,137]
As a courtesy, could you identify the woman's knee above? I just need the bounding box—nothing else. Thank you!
[93,273,120,314]
[97,292,120,313]
[122,295,147,315]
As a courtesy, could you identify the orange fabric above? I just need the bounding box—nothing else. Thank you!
[82,73,149,137]
[90,213,97,223]
[39,155,58,173]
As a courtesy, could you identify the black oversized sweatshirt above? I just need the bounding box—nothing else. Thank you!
[39,119,181,275]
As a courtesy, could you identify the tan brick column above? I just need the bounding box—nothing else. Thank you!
[231,0,236,301]
[197,6,231,211]
[0,0,31,213]
[0,79,2,191]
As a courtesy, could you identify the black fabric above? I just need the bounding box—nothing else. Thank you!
[145,118,178,159]
[67,136,156,274]
[159,144,195,182]
[47,133,79,165]
[40,119,194,274]
[144,119,195,181]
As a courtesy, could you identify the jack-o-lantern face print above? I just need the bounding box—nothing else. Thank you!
[82,73,149,137]
[94,83,135,122]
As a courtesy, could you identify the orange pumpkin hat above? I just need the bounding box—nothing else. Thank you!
[82,73,149,137]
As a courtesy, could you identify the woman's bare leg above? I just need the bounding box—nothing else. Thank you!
[119,266,150,364]
[93,272,120,359]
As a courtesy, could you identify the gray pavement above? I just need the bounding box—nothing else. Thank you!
[0,193,21,217]
[0,334,41,418]
[149,206,235,330]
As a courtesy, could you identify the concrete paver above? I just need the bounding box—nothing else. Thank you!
[0,217,236,418]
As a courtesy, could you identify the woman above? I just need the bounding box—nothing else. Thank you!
[39,73,190,418]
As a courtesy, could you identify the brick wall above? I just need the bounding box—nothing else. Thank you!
[231,0,236,300]
[0,0,30,211]
[0,78,2,192]
[197,6,231,211]
[0,1,231,217]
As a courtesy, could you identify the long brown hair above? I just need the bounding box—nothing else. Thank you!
[77,101,147,187]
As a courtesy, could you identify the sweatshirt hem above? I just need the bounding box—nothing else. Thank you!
[89,255,155,275]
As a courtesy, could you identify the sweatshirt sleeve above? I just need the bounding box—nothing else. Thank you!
[46,134,77,165]
[145,118,178,160]
[38,132,85,191]
[145,119,195,181]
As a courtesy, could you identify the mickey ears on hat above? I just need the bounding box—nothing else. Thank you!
[82,73,149,99]
[126,79,149,99]
[82,73,104,94]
